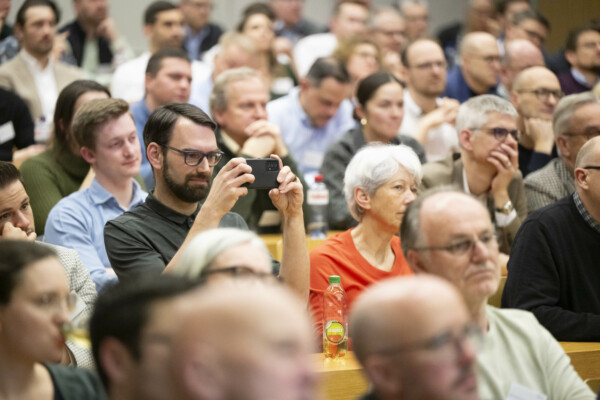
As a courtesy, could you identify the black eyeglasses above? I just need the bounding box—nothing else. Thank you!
[412,231,498,256]
[563,127,600,141]
[413,60,447,71]
[517,88,564,101]
[472,127,520,142]
[165,145,224,167]
[583,166,600,171]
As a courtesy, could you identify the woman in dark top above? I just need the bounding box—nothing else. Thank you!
[0,241,105,400]
[321,71,425,230]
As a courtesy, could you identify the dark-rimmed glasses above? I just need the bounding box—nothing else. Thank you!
[374,323,483,362]
[517,88,563,101]
[165,145,224,167]
[472,127,520,142]
[199,265,282,283]
[411,230,498,256]
[562,127,600,141]
[583,166,600,171]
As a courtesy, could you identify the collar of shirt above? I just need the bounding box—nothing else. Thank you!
[570,68,597,88]
[573,192,600,234]
[185,25,210,60]
[404,90,443,117]
[21,48,52,72]
[220,129,242,155]
[88,178,146,209]
[145,191,201,227]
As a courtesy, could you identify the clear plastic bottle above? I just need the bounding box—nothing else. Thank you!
[323,275,348,358]
[308,174,329,239]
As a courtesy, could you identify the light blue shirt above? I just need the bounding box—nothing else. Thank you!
[130,99,154,189]
[267,87,356,181]
[44,178,147,291]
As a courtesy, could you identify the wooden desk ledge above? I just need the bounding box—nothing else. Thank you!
[312,352,369,400]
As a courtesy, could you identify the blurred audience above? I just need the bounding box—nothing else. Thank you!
[524,92,600,212]
[352,275,479,400]
[309,144,419,338]
[44,99,147,292]
[397,0,429,41]
[402,188,594,399]
[0,0,81,139]
[497,39,544,100]
[558,25,600,95]
[294,0,368,77]
[400,38,459,162]
[332,35,381,100]
[321,72,424,230]
[370,7,405,81]
[504,9,549,50]
[270,0,321,45]
[20,80,110,235]
[180,0,223,61]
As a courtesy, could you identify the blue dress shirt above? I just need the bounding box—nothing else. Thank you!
[44,178,147,291]
[266,87,356,182]
[443,65,499,103]
[130,99,154,189]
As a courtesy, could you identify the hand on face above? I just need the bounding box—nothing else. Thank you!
[96,17,119,42]
[524,117,554,153]
[202,157,253,219]
[487,141,518,197]
[268,155,304,218]
[241,120,288,158]
[1,222,37,241]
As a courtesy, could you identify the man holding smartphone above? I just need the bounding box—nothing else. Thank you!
[210,67,309,233]
[104,102,309,301]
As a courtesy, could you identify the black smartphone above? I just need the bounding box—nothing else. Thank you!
[243,158,280,189]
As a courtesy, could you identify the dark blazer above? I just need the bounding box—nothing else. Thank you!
[184,23,223,60]
[421,153,527,253]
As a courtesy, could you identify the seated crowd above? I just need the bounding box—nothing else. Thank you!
[1,0,600,399]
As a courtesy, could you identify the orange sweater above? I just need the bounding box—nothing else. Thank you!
[309,229,413,339]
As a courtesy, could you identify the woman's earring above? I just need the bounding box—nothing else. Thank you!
[360,118,367,126]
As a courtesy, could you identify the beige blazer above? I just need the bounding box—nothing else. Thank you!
[0,52,81,122]
[421,153,528,254]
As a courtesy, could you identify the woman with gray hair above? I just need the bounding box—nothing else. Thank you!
[308,143,421,337]
[171,228,277,285]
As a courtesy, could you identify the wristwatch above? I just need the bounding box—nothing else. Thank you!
[495,200,514,215]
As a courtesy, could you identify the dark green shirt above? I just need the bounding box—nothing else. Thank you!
[104,192,248,283]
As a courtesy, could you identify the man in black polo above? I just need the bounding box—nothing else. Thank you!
[104,103,309,299]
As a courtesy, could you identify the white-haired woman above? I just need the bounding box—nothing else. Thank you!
[309,143,421,336]
[172,228,276,284]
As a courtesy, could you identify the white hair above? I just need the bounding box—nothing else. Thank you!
[173,228,270,280]
[343,143,422,222]
[455,94,518,135]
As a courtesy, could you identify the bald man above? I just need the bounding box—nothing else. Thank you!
[511,66,562,176]
[498,39,544,100]
[351,275,479,400]
[505,136,600,343]
[444,32,501,103]
[169,284,317,400]
[401,188,593,399]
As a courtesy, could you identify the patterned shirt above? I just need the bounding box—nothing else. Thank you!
[524,158,575,213]
[574,192,600,235]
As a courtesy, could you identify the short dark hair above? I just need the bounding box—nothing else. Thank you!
[496,0,530,15]
[72,98,131,151]
[0,240,57,305]
[400,37,442,68]
[236,2,276,32]
[356,71,402,109]
[16,0,60,27]
[143,102,217,151]
[90,275,200,389]
[305,57,350,87]
[0,161,22,190]
[512,9,550,31]
[332,0,367,18]
[144,0,177,25]
[145,47,190,77]
[565,25,600,53]
[53,80,111,156]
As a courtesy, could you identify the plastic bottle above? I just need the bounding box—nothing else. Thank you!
[307,174,329,239]
[323,275,348,358]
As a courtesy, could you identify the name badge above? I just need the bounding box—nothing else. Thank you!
[0,121,15,144]
[506,382,547,400]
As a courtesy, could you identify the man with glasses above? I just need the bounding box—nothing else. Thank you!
[510,65,561,176]
[44,98,146,291]
[444,32,501,103]
[104,102,309,300]
[420,95,526,255]
[524,92,600,212]
[504,136,600,343]
[351,274,480,400]
[401,188,593,399]
[400,38,459,162]
[558,26,600,95]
